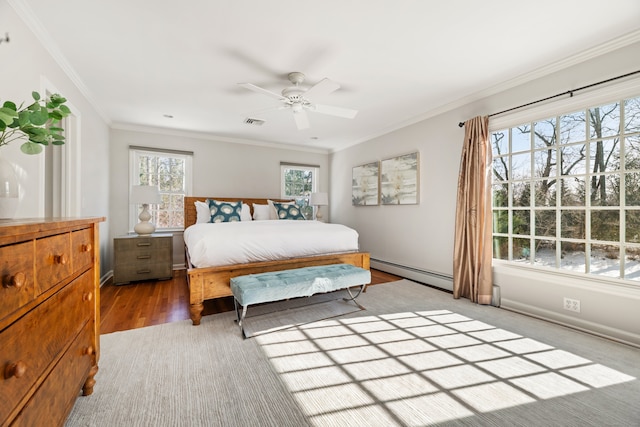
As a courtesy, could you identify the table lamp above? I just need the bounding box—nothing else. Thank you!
[131,185,161,235]
[309,192,328,221]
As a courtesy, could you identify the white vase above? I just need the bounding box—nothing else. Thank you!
[0,155,19,219]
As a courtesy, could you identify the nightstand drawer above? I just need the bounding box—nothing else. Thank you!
[113,234,173,284]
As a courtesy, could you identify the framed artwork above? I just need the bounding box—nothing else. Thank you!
[380,152,419,205]
[352,161,379,206]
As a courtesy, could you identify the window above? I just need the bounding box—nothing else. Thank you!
[491,95,640,282]
[280,163,318,219]
[130,147,193,231]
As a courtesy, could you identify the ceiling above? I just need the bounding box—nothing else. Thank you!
[10,0,640,152]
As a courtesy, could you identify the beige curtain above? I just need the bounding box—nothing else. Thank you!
[453,116,493,304]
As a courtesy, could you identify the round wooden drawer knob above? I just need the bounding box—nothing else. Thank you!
[7,272,26,288]
[83,292,93,302]
[55,253,68,265]
[5,361,27,379]
[83,346,94,356]
[82,243,92,252]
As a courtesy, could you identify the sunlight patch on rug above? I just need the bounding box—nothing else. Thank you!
[255,309,636,426]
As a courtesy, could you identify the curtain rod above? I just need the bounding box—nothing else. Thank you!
[457,69,640,128]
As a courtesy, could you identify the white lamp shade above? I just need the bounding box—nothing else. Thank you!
[130,185,161,204]
[309,192,328,206]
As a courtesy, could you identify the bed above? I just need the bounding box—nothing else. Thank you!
[183,196,370,325]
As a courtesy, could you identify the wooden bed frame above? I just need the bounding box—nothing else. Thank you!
[183,197,370,325]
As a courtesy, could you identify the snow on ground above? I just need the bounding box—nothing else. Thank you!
[513,248,640,281]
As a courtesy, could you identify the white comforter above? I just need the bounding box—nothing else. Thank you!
[183,221,360,268]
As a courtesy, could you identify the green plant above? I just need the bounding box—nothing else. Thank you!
[0,91,71,154]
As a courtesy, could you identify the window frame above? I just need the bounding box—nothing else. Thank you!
[280,163,319,220]
[129,147,193,232]
[489,76,640,286]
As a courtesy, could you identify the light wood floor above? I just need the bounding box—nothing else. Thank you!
[99,268,403,334]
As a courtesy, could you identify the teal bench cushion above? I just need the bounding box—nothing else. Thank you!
[230,264,371,307]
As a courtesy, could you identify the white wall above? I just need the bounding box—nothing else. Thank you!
[109,127,330,269]
[1,1,111,279]
[330,40,640,346]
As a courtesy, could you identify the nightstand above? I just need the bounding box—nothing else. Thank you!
[113,234,173,284]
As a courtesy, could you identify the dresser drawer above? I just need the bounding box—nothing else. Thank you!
[72,228,94,275]
[35,233,72,295]
[11,321,94,427]
[0,241,35,323]
[0,270,93,424]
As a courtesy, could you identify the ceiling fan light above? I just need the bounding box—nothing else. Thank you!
[292,103,304,113]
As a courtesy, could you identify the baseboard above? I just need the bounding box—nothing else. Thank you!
[370,258,453,291]
[502,298,640,349]
[100,271,113,287]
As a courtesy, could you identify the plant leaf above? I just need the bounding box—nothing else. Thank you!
[32,91,41,101]
[49,111,63,121]
[2,101,17,111]
[0,108,18,126]
[18,110,31,126]
[29,109,48,126]
[59,105,71,115]
[21,141,43,154]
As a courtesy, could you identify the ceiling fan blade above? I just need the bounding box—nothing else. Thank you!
[293,110,310,130]
[303,78,340,99]
[238,83,288,102]
[312,103,358,119]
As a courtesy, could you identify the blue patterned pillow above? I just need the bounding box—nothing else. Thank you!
[273,202,306,220]
[207,199,242,223]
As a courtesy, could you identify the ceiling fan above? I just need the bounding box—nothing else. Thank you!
[238,72,357,130]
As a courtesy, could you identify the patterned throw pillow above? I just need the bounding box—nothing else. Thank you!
[273,202,306,220]
[207,199,242,223]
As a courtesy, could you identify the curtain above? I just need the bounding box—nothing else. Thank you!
[453,116,493,304]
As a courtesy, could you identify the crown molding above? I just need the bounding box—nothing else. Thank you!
[335,29,640,153]
[8,0,111,126]
[110,122,331,155]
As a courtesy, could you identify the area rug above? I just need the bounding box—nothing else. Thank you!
[240,291,365,338]
[65,280,640,427]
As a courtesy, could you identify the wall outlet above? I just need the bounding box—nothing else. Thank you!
[563,297,581,313]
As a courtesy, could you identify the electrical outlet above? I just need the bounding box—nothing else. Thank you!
[563,297,581,313]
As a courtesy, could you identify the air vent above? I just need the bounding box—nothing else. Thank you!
[243,117,265,126]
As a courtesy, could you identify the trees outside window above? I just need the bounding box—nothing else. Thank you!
[492,96,640,282]
[130,148,193,230]
[280,164,318,219]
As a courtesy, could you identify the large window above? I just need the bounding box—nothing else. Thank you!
[492,95,640,282]
[130,147,193,231]
[280,163,318,219]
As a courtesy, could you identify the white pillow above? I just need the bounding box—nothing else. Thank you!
[241,203,252,221]
[267,199,279,220]
[195,201,210,223]
[252,203,271,221]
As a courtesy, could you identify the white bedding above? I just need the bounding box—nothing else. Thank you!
[183,220,360,268]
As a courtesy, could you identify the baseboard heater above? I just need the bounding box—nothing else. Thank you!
[370,258,453,292]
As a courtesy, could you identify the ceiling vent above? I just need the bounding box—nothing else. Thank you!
[243,117,265,126]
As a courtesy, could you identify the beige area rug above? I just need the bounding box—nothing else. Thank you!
[66,280,640,427]
[240,291,365,338]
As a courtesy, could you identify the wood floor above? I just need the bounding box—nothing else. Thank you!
[99,268,403,334]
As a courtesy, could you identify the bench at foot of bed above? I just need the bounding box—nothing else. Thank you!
[230,263,371,338]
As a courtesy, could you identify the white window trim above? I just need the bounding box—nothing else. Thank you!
[129,148,193,232]
[280,163,319,199]
[489,76,640,133]
[489,75,640,288]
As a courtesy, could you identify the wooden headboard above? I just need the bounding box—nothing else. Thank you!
[184,197,293,228]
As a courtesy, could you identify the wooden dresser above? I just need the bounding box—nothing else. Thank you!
[0,217,104,427]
